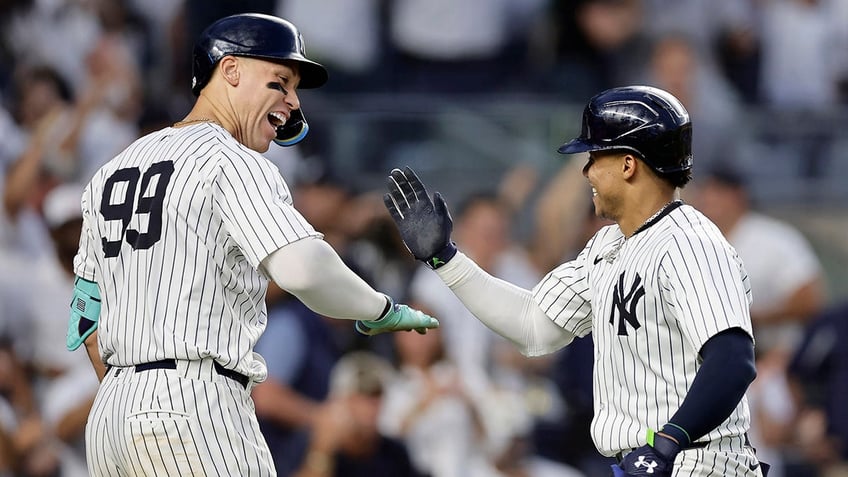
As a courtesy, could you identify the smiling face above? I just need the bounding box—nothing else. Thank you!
[582,150,629,222]
[231,57,302,152]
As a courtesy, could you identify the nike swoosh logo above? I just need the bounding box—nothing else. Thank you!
[749,461,760,471]
[593,255,603,265]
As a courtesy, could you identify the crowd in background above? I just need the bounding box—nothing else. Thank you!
[0,0,847,476]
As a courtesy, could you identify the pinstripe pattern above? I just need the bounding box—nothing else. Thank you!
[75,123,319,475]
[87,360,275,476]
[672,435,763,476]
[532,203,754,462]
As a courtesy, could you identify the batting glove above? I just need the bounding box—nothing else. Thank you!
[383,166,457,269]
[355,296,439,336]
[618,429,680,477]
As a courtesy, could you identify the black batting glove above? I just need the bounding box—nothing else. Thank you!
[383,166,457,269]
[619,429,681,477]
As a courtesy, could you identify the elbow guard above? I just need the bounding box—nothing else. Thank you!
[67,276,101,351]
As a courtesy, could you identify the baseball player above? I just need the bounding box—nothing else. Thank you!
[66,13,437,477]
[383,86,769,477]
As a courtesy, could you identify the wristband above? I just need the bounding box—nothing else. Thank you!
[426,242,458,269]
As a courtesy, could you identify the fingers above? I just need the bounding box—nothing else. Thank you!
[403,166,428,200]
[433,192,451,220]
[393,167,419,207]
[383,193,404,221]
[386,170,411,211]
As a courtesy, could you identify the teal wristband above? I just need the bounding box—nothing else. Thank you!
[67,276,101,351]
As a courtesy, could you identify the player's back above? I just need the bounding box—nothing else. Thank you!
[77,123,282,369]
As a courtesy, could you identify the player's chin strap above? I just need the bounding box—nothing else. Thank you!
[273,108,309,147]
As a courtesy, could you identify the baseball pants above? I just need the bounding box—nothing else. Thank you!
[86,358,276,476]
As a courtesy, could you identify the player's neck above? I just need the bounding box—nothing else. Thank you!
[620,191,679,238]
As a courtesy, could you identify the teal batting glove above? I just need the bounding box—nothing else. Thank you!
[355,296,439,336]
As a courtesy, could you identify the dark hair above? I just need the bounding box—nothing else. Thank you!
[18,65,73,102]
[661,167,693,189]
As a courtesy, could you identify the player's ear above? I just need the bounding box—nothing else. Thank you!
[220,56,240,87]
[621,153,637,179]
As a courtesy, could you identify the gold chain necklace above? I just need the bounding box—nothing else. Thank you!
[173,118,221,127]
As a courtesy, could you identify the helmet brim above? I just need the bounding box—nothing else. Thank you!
[291,57,328,89]
[557,138,602,155]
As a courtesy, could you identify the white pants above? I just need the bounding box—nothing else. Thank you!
[671,435,767,477]
[86,359,275,476]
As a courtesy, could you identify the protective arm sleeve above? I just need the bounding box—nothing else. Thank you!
[435,251,575,356]
[664,328,757,445]
[261,237,386,321]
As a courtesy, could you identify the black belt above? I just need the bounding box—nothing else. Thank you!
[134,359,249,389]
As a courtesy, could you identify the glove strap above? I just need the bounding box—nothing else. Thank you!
[648,428,682,461]
[426,242,458,270]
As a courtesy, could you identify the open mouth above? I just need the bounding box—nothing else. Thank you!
[268,112,287,128]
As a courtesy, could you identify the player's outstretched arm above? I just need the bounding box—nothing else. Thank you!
[261,238,438,335]
[383,166,574,356]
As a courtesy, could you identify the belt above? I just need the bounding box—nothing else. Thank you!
[134,359,249,389]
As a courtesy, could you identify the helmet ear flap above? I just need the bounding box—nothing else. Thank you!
[273,108,309,147]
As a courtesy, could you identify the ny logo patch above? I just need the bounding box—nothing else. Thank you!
[609,272,645,336]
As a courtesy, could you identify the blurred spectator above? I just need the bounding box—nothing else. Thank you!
[277,0,384,93]
[405,190,548,466]
[544,0,649,99]
[2,64,73,258]
[759,0,846,110]
[253,286,345,476]
[386,0,541,93]
[380,321,497,477]
[789,300,848,476]
[640,0,750,60]
[0,184,100,476]
[755,0,848,180]
[693,167,827,350]
[292,351,425,477]
[407,192,540,392]
[2,0,102,92]
[635,32,743,169]
[0,105,27,253]
[0,341,61,477]
[693,165,827,477]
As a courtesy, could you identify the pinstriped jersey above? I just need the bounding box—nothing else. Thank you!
[73,122,321,381]
[532,202,753,457]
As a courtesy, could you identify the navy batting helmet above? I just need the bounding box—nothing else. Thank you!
[558,85,693,174]
[191,13,328,96]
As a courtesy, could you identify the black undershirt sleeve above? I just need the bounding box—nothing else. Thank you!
[663,328,757,445]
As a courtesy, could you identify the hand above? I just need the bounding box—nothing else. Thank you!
[355,297,439,336]
[619,431,680,477]
[383,166,457,269]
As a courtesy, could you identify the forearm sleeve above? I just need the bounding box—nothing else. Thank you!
[261,238,386,321]
[667,328,756,443]
[435,252,574,356]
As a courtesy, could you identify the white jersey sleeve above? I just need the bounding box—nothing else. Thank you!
[73,183,100,282]
[531,228,619,337]
[659,223,754,352]
[212,146,321,269]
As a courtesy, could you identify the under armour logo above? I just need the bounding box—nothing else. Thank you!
[634,456,658,473]
[609,272,645,336]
